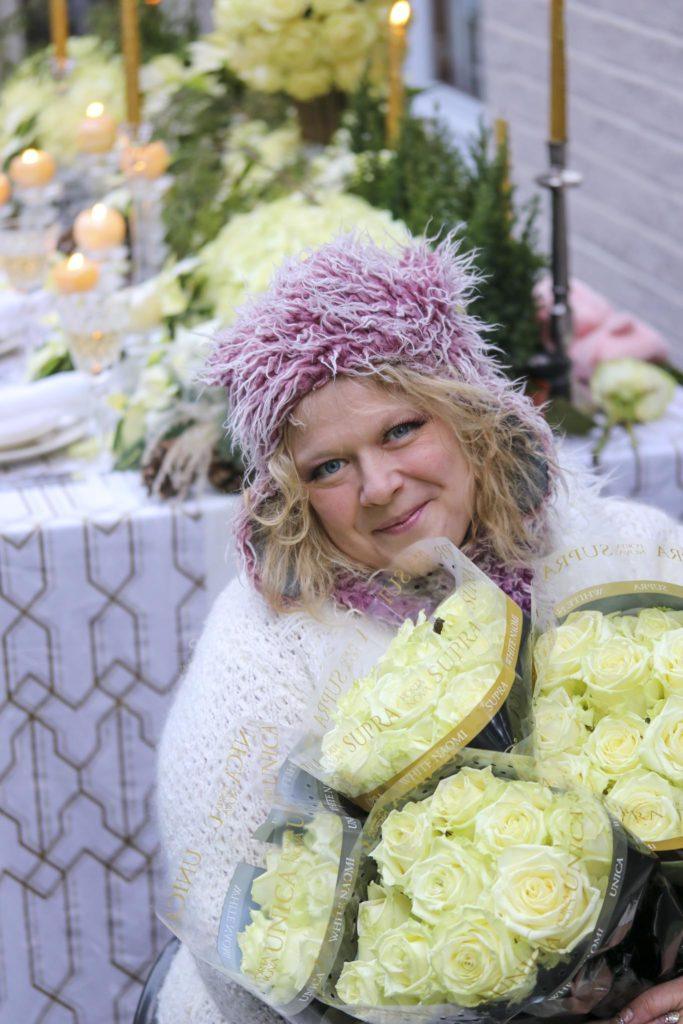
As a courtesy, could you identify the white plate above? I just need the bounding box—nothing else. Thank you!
[0,411,81,450]
[0,419,89,465]
[0,336,20,357]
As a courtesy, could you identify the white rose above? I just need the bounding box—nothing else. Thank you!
[533,688,593,755]
[431,906,537,1006]
[475,793,549,855]
[584,713,646,779]
[429,766,506,837]
[546,791,613,876]
[539,752,609,797]
[653,629,683,696]
[534,614,605,690]
[634,608,683,645]
[372,802,433,887]
[336,959,386,1006]
[405,837,492,924]
[607,769,681,843]
[356,884,412,960]
[493,845,601,953]
[583,637,655,716]
[375,920,434,998]
[640,697,683,784]
[590,358,676,423]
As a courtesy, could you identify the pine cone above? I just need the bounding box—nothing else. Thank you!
[207,454,242,494]
[142,437,180,499]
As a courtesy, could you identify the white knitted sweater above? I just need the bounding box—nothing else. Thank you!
[155,475,672,1024]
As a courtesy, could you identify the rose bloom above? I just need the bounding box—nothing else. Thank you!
[492,845,601,953]
[641,696,683,784]
[607,768,681,843]
[584,712,646,779]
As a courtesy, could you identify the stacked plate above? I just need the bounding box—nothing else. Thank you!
[0,373,91,465]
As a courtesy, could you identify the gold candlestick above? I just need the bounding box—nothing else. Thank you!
[49,0,68,67]
[550,0,567,143]
[120,0,141,127]
[386,1,412,148]
[494,117,510,190]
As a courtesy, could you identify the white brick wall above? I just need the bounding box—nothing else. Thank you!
[481,0,683,366]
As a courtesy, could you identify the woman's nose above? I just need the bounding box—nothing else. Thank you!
[358,453,402,507]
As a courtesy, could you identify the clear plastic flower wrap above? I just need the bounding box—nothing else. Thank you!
[317,749,683,1023]
[294,539,529,810]
[157,727,365,1020]
[526,527,683,859]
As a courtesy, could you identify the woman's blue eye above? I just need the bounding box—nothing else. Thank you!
[386,419,425,441]
[311,458,344,481]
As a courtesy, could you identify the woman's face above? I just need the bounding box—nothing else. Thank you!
[289,376,475,570]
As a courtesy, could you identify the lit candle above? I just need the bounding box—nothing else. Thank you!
[386,1,412,147]
[74,204,126,251]
[550,0,567,143]
[0,173,10,206]
[49,0,68,66]
[120,0,141,126]
[9,148,56,188]
[121,139,170,180]
[76,102,117,154]
[53,253,100,294]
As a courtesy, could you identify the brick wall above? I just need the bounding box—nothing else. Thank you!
[481,0,683,366]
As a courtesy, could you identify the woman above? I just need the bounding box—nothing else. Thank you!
[155,233,674,1024]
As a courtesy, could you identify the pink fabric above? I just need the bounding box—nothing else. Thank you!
[535,276,612,341]
[535,275,670,383]
[570,312,670,382]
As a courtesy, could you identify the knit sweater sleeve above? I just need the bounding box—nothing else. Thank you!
[155,576,390,1024]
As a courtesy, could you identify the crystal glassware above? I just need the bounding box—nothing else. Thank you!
[57,291,126,471]
[0,219,58,293]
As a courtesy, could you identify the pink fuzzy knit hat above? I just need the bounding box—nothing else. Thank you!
[206,232,555,607]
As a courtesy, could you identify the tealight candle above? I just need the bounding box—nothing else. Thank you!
[0,173,10,205]
[76,102,117,154]
[53,252,100,293]
[9,148,56,188]
[74,204,126,251]
[121,139,170,180]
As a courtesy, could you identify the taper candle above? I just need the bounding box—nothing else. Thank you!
[550,0,567,143]
[120,0,141,126]
[386,1,411,148]
[49,0,68,65]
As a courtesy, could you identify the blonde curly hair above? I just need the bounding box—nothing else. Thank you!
[241,364,556,614]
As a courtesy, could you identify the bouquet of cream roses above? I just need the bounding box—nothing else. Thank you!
[295,539,528,810]
[318,751,683,1022]
[158,732,364,1020]
[211,0,389,101]
[529,530,683,855]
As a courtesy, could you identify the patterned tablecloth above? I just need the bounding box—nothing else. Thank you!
[0,471,239,1024]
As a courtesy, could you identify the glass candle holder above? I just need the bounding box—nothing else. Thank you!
[57,291,127,469]
[0,219,59,294]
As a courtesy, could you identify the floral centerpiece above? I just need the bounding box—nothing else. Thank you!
[211,0,389,102]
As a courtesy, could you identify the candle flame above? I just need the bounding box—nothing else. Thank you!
[389,0,411,27]
[91,203,108,221]
[86,101,105,118]
[68,253,85,270]
[22,148,41,164]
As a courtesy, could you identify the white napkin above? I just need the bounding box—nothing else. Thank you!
[0,372,92,448]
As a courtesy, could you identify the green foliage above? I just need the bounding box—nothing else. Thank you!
[159,78,298,258]
[84,1,197,62]
[33,350,74,378]
[346,89,545,374]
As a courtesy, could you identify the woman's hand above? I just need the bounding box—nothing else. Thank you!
[615,978,683,1024]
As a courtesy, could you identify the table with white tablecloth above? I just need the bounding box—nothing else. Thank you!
[0,472,239,1024]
